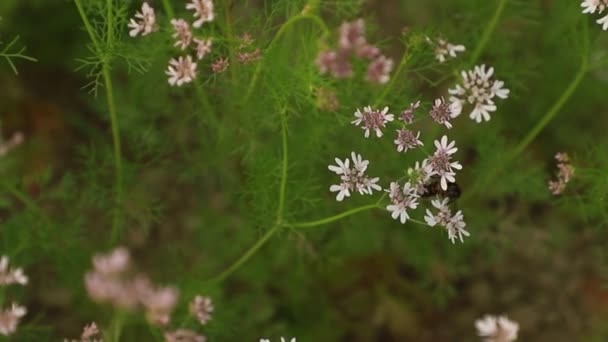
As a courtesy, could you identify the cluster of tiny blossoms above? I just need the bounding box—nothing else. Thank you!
[475,314,519,342]
[63,322,102,342]
[316,19,393,84]
[128,1,215,86]
[329,98,470,242]
[260,338,296,342]
[425,36,466,63]
[581,0,608,30]
[85,247,214,341]
[0,256,28,336]
[449,65,510,123]
[548,152,575,195]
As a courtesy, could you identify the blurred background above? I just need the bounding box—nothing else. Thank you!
[1,0,608,341]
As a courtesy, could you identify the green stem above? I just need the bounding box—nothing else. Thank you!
[207,224,281,284]
[276,108,289,223]
[470,0,508,65]
[2,183,50,223]
[74,0,124,243]
[161,0,175,19]
[375,51,409,106]
[290,204,380,228]
[244,13,329,102]
[510,63,587,159]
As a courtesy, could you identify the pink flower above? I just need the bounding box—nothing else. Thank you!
[194,38,212,60]
[366,55,393,84]
[171,19,193,50]
[189,295,214,325]
[186,0,215,28]
[128,2,156,37]
[166,56,197,86]
[211,57,229,73]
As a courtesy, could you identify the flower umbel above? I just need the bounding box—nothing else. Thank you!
[386,181,419,223]
[449,65,509,123]
[189,295,214,325]
[394,129,423,153]
[171,19,193,50]
[166,56,197,86]
[165,329,206,342]
[0,256,28,286]
[429,97,462,129]
[0,303,26,336]
[352,106,395,138]
[328,152,381,201]
[128,2,156,37]
[187,0,215,28]
[475,315,519,342]
[426,36,466,63]
[548,152,575,195]
[424,198,469,243]
[427,136,462,190]
[399,101,420,124]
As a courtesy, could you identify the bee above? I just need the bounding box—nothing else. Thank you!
[421,176,461,201]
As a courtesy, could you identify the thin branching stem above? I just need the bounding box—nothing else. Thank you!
[2,182,51,224]
[74,0,124,243]
[276,108,289,223]
[161,0,175,19]
[290,204,380,228]
[207,224,281,284]
[375,50,409,106]
[244,12,329,102]
[470,0,508,65]
[464,23,590,202]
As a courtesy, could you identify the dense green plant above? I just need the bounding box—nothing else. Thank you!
[1,0,608,340]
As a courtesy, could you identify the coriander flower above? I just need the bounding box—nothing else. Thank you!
[165,329,206,342]
[260,338,296,342]
[339,19,366,51]
[394,129,423,153]
[194,38,212,60]
[316,50,353,79]
[427,136,462,190]
[0,303,26,336]
[166,56,197,86]
[128,2,156,37]
[366,55,394,84]
[0,256,28,286]
[424,198,469,243]
[581,0,608,30]
[429,97,462,129]
[189,295,214,325]
[386,181,419,224]
[171,19,193,50]
[426,37,466,63]
[352,106,395,138]
[548,152,575,195]
[475,315,519,342]
[328,152,381,201]
[399,101,420,124]
[449,65,509,123]
[186,0,215,28]
[211,57,229,73]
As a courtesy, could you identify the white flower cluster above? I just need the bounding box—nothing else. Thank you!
[449,65,510,123]
[0,256,28,336]
[328,152,382,201]
[260,338,295,342]
[424,198,469,243]
[328,124,469,242]
[475,314,519,342]
[581,0,608,30]
[426,36,466,63]
[127,1,215,86]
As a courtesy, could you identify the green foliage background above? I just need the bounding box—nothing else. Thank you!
[1,0,608,340]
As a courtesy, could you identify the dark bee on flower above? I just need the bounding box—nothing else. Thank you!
[421,175,461,201]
